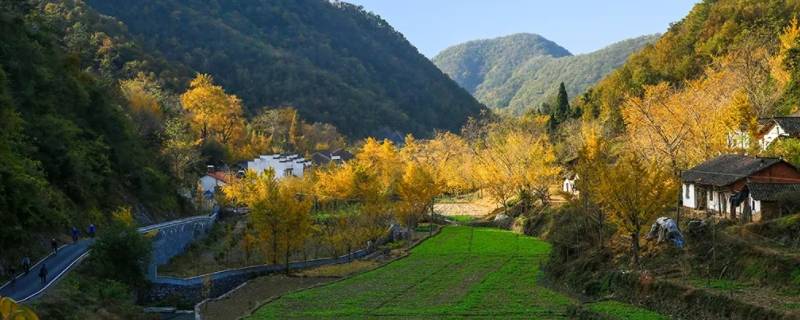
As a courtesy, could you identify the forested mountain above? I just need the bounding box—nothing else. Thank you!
[0,2,181,251]
[73,0,484,137]
[433,34,656,114]
[576,0,800,133]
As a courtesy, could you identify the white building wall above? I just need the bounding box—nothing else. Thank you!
[199,175,225,193]
[760,124,786,150]
[682,183,696,208]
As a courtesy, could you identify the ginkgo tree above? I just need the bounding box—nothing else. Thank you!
[593,152,676,267]
[180,74,245,145]
[222,169,312,272]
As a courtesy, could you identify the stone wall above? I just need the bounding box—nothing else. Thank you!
[142,207,219,279]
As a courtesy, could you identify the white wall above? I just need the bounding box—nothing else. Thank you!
[199,175,225,193]
[682,183,696,208]
[760,124,786,150]
[246,154,307,179]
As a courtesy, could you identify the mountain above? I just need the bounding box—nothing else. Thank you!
[76,0,484,137]
[577,0,800,131]
[433,33,657,114]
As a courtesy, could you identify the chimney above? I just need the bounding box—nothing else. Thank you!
[207,165,215,173]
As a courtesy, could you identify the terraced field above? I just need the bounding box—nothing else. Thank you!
[249,226,664,319]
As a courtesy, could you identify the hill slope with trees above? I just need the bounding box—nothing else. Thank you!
[77,0,484,137]
[433,33,657,114]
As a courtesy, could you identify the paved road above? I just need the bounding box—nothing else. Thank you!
[0,209,218,303]
[0,238,94,302]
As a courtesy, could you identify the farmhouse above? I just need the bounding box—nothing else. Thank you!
[246,154,312,178]
[681,154,800,221]
[756,116,800,150]
[311,149,354,166]
[199,167,230,195]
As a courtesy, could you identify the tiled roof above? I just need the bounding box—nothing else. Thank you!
[747,183,800,201]
[759,117,800,136]
[681,154,783,187]
[206,171,230,183]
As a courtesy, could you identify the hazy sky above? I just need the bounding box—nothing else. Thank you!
[345,1,698,58]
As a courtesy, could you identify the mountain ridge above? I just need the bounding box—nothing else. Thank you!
[433,33,658,114]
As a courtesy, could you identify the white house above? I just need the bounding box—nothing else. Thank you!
[199,169,228,193]
[246,154,311,179]
[757,116,800,150]
[562,173,579,196]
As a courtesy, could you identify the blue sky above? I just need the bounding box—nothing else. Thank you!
[345,0,699,57]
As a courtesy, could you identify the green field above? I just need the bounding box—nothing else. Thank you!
[249,226,663,319]
[586,301,669,320]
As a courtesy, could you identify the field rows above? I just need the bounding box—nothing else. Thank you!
[250,226,665,319]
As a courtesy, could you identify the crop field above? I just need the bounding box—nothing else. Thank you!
[249,226,666,319]
[586,301,669,320]
[250,226,572,319]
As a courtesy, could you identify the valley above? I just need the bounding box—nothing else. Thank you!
[2,1,800,319]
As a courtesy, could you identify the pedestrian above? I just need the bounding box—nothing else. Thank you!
[38,264,47,287]
[21,256,30,274]
[22,256,30,274]
[88,223,96,238]
[9,265,16,291]
[71,226,79,243]
[51,238,58,255]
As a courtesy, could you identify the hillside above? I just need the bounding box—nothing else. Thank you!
[577,0,800,132]
[78,0,484,137]
[0,2,181,254]
[433,33,656,114]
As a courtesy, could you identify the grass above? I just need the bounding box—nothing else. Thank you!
[447,215,477,223]
[586,301,669,320]
[249,226,572,319]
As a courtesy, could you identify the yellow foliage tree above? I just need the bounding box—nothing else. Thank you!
[0,296,38,320]
[180,74,245,145]
[474,129,559,209]
[222,170,312,270]
[594,153,677,267]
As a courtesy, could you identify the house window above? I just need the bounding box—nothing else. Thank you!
[284,168,294,177]
[684,184,690,199]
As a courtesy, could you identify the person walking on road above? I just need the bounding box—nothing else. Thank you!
[38,264,48,287]
[21,256,30,274]
[71,226,80,243]
[88,224,96,238]
[51,238,58,255]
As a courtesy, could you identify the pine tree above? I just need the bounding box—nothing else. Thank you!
[554,82,570,123]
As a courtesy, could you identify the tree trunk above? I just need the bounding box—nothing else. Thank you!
[285,242,291,275]
[271,229,278,265]
[631,232,640,268]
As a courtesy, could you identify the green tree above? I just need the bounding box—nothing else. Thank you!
[85,208,151,288]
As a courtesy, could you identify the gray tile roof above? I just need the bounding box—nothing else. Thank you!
[681,154,783,187]
[759,117,800,136]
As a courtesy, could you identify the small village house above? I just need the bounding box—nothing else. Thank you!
[246,154,311,178]
[311,148,354,166]
[681,154,800,221]
[199,166,229,195]
[756,116,800,150]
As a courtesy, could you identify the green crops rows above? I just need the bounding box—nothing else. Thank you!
[249,226,664,319]
[587,301,670,320]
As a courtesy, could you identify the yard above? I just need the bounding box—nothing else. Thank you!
[248,226,664,319]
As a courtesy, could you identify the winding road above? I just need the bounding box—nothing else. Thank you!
[0,210,218,303]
